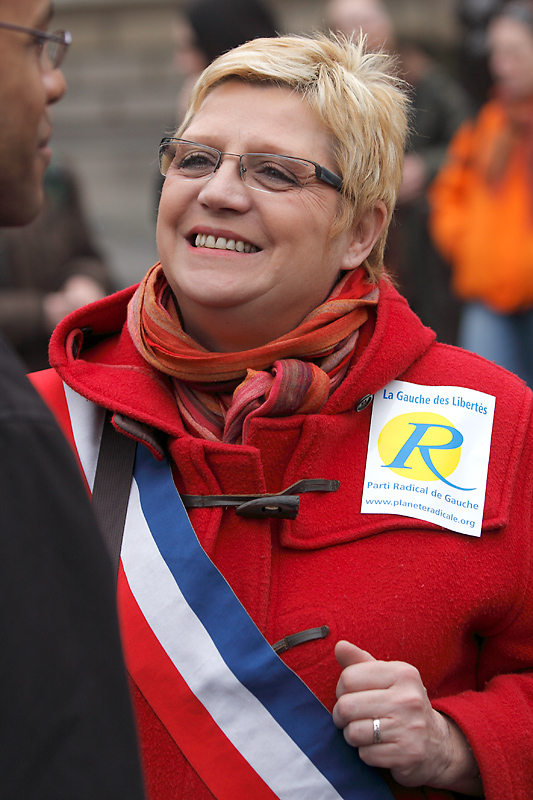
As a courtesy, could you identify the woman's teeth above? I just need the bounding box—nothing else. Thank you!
[194,233,258,253]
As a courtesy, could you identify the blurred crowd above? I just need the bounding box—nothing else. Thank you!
[6,0,533,388]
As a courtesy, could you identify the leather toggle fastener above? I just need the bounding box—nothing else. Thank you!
[273,625,330,654]
[181,478,340,520]
[235,495,300,519]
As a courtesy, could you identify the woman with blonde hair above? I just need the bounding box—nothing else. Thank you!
[33,32,533,800]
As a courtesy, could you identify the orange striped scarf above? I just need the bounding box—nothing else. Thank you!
[127,263,378,444]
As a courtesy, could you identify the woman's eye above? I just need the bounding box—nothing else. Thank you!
[256,163,300,187]
[179,152,216,172]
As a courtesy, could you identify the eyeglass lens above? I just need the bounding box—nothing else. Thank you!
[42,34,69,69]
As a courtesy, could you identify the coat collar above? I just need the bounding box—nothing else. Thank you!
[49,278,436,433]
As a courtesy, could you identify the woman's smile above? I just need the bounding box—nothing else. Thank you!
[187,228,261,254]
[192,234,259,253]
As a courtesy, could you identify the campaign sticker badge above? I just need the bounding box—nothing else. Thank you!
[361,380,496,537]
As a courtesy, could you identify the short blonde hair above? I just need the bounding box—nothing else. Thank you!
[177,33,409,281]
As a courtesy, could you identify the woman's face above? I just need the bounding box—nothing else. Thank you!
[157,81,374,351]
[488,16,533,100]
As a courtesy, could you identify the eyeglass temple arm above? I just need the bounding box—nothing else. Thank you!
[315,164,343,191]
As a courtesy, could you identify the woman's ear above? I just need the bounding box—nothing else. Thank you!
[339,201,388,270]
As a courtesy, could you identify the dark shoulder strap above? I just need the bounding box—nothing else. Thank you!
[92,410,137,582]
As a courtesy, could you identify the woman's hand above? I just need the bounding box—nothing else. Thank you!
[332,641,483,796]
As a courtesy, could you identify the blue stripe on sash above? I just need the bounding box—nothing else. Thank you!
[134,444,393,800]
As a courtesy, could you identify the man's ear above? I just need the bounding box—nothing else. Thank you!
[339,202,388,270]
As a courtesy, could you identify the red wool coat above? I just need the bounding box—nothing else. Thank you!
[33,279,533,800]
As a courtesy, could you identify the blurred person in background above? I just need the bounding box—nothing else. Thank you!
[430,0,533,386]
[327,0,472,344]
[172,0,279,122]
[455,0,502,108]
[156,0,279,209]
[326,0,395,50]
[34,30,533,800]
[0,157,113,371]
[0,0,145,796]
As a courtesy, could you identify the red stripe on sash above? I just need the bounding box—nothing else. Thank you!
[29,371,90,493]
[30,370,74,445]
[118,563,279,800]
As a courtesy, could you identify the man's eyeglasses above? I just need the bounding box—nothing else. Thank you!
[0,21,71,69]
[158,138,343,194]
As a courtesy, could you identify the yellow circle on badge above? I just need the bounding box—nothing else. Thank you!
[378,412,462,482]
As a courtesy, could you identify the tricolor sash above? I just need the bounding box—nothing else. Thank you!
[63,385,393,800]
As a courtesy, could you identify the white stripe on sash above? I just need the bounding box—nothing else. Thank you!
[64,384,105,490]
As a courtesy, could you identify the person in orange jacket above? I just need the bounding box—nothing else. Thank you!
[430,0,533,386]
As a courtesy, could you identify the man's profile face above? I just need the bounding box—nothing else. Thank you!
[0,0,66,226]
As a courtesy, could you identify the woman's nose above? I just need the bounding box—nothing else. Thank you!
[197,155,252,211]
